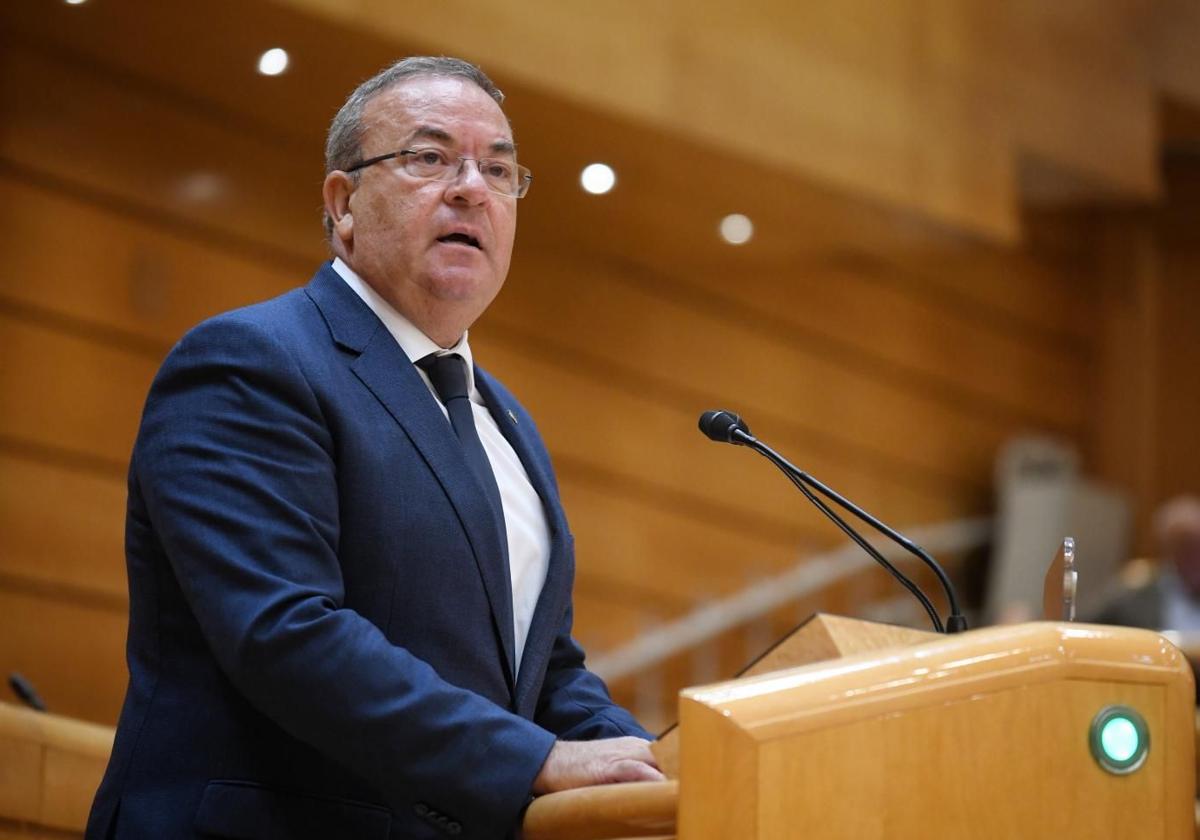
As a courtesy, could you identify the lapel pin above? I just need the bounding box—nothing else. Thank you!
[507,409,518,425]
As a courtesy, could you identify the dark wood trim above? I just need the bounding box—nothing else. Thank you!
[0,435,127,481]
[0,159,316,276]
[0,816,88,840]
[1,33,308,153]
[0,570,127,615]
[0,294,169,362]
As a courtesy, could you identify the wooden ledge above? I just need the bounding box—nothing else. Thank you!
[522,780,677,840]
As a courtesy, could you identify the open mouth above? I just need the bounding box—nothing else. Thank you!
[437,232,482,250]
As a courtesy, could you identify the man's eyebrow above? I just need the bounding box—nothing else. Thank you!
[406,125,454,145]
[405,125,516,155]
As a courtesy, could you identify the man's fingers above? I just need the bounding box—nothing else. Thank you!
[607,758,666,784]
[533,738,667,793]
[602,736,658,766]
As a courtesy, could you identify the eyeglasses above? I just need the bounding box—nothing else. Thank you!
[345,147,532,198]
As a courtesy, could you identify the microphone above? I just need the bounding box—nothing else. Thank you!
[698,410,753,444]
[8,671,47,712]
[698,409,968,634]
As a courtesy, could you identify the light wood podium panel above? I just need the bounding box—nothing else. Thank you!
[677,621,1193,839]
[651,613,937,779]
[525,618,1195,840]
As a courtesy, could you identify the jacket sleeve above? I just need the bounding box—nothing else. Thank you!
[134,314,556,836]
[533,604,655,742]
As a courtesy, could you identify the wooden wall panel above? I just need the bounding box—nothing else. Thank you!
[0,8,975,284]
[0,32,1096,363]
[0,32,1095,482]
[962,2,1158,196]
[1072,159,1200,552]
[502,247,1084,433]
[0,169,997,530]
[1081,215,1161,548]
[287,0,1019,236]
[0,315,159,463]
[0,455,126,604]
[0,46,323,263]
[1152,0,1200,103]
[0,174,299,342]
[1152,247,1200,505]
[277,0,1190,238]
[569,589,659,656]
[2,294,975,562]
[0,590,126,724]
[487,255,1071,499]
[698,263,1085,428]
[877,246,1093,343]
[561,477,798,599]
[475,336,973,533]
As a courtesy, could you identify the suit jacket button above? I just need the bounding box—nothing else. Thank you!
[414,803,429,816]
[447,822,462,835]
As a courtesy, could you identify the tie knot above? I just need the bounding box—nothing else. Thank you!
[417,353,470,403]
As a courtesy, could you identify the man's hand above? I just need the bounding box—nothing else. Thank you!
[532,737,665,794]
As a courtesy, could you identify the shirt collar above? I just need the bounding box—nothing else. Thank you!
[331,257,477,394]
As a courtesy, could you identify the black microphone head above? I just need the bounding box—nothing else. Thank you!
[698,409,752,443]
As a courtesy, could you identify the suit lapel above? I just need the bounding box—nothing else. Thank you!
[475,369,571,704]
[306,266,518,689]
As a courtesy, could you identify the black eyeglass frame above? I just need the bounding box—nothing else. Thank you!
[344,148,533,198]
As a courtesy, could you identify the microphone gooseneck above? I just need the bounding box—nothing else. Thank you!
[698,409,967,634]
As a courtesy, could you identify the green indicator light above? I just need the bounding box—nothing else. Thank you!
[1100,717,1139,763]
[1089,705,1149,775]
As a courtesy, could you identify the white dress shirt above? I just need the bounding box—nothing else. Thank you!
[332,258,551,676]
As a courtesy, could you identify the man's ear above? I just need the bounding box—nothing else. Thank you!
[322,170,355,245]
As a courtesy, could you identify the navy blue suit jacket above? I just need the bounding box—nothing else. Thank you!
[86,264,649,840]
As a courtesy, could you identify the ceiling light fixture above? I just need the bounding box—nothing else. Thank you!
[719,213,754,245]
[580,163,616,195]
[257,48,290,77]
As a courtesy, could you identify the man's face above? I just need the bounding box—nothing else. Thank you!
[336,76,517,343]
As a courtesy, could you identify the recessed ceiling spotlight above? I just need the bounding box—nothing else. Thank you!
[719,213,753,245]
[257,48,290,77]
[64,0,88,5]
[176,172,227,204]
[580,163,616,195]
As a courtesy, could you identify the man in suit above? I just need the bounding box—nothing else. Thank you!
[87,56,661,840]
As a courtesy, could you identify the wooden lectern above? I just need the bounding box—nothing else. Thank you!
[523,616,1196,839]
[0,700,113,837]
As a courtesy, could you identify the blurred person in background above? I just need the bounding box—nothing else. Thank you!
[1098,495,1200,631]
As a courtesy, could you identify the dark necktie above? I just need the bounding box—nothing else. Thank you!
[416,353,508,537]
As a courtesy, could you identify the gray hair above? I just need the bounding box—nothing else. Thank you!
[323,56,505,236]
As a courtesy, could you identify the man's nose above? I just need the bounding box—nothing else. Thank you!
[445,159,490,204]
